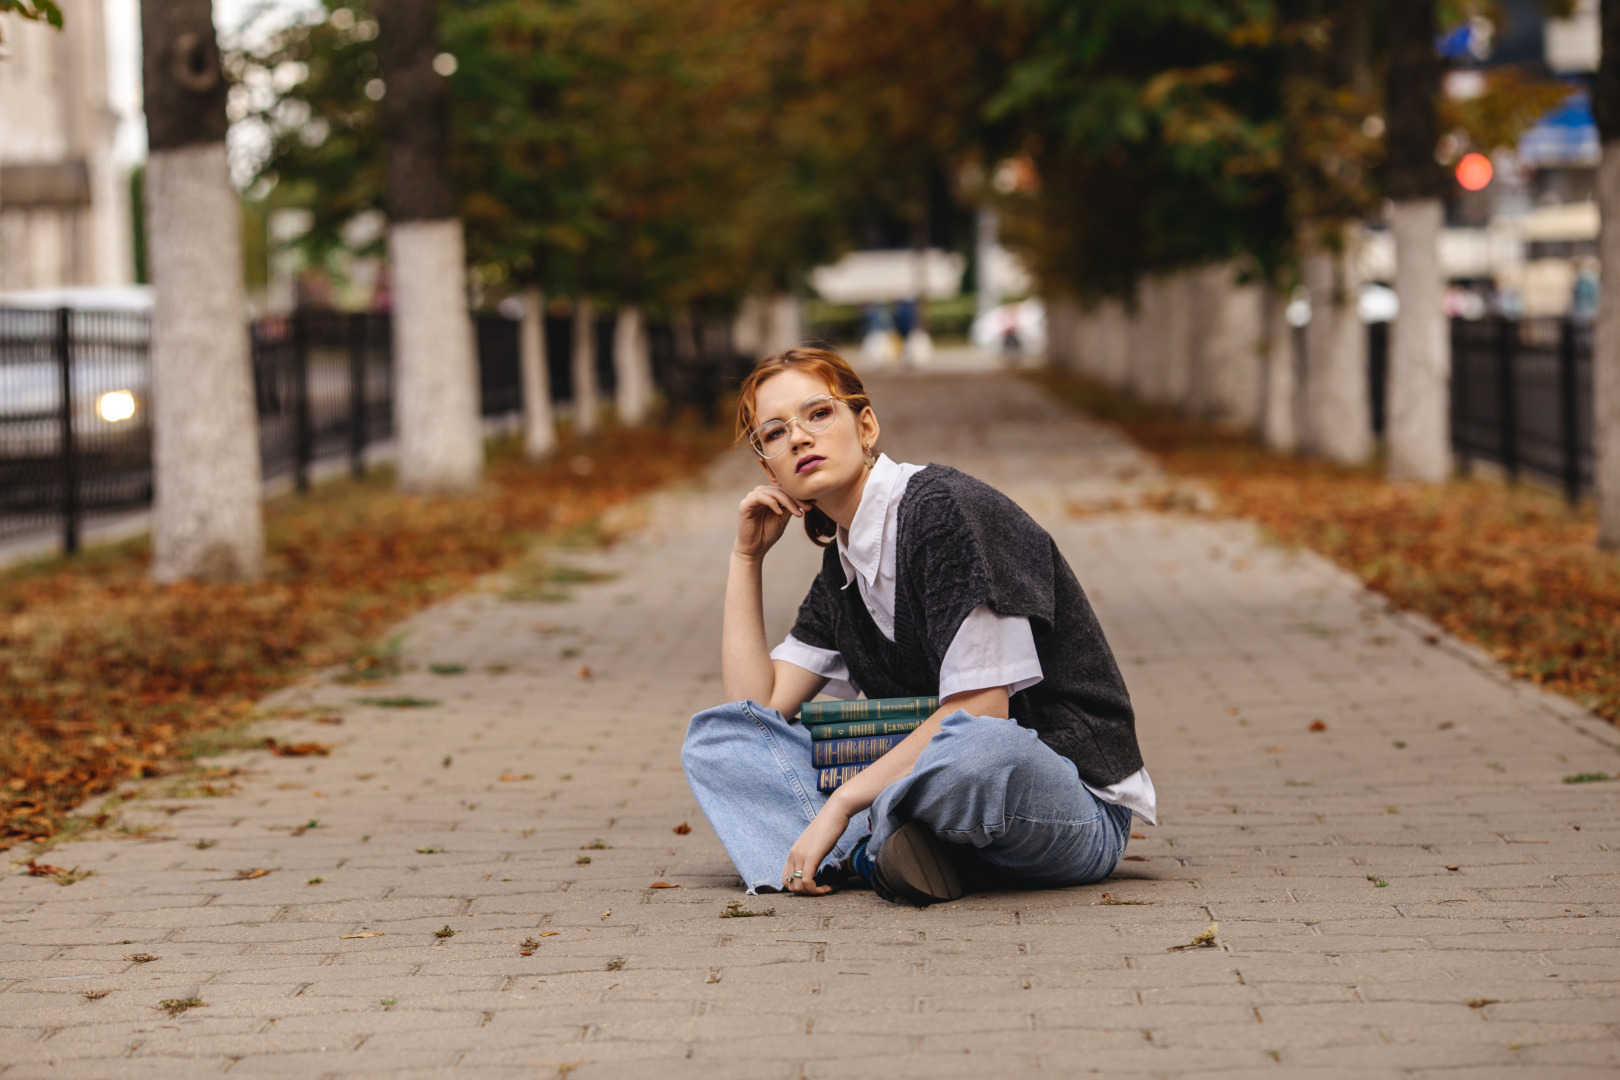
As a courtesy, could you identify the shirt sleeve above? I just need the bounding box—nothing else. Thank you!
[938,603,1044,700]
[769,634,859,700]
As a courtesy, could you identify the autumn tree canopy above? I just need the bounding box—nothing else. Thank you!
[232,0,1578,310]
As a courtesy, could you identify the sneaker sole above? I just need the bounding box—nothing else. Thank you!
[874,821,964,905]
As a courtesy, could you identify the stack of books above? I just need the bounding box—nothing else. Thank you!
[802,696,939,792]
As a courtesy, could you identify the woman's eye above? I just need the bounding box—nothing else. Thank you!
[762,426,785,442]
[807,407,832,423]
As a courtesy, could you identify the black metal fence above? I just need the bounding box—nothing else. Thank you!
[1449,317,1592,501]
[1367,316,1594,503]
[0,305,759,553]
[0,307,154,549]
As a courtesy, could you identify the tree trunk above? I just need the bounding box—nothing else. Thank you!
[1386,199,1450,482]
[1594,0,1620,547]
[519,287,555,460]
[1199,265,1264,430]
[1302,240,1372,464]
[571,297,599,436]
[731,296,765,358]
[388,221,482,489]
[1046,294,1076,372]
[1596,146,1620,546]
[614,304,653,426]
[377,0,481,493]
[1159,272,1198,408]
[1384,0,1449,483]
[975,203,999,326]
[1260,286,1299,453]
[763,294,802,356]
[1098,297,1130,389]
[1127,280,1158,402]
[141,0,263,582]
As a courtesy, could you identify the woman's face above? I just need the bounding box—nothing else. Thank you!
[751,368,878,503]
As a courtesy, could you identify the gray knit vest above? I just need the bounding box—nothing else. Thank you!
[788,465,1144,788]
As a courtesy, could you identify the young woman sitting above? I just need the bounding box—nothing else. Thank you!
[682,347,1154,904]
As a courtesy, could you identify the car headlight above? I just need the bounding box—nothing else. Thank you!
[98,390,136,423]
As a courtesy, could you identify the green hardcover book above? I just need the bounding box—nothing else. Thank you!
[799,696,938,726]
[808,717,923,741]
[817,764,868,792]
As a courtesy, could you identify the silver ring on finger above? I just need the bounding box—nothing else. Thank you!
[792,870,803,879]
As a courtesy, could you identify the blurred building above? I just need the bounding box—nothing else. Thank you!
[0,0,132,292]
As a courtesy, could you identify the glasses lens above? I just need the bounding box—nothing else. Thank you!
[799,396,838,433]
[751,420,789,458]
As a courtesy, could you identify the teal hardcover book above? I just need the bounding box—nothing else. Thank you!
[799,696,938,726]
[808,717,923,742]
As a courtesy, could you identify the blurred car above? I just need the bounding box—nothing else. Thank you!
[0,289,153,459]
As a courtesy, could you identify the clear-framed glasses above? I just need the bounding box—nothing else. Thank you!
[748,393,844,459]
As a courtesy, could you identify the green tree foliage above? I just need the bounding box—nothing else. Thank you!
[986,0,1294,297]
[227,5,385,265]
[232,0,1580,316]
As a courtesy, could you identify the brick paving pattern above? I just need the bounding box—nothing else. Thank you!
[3,368,1618,1078]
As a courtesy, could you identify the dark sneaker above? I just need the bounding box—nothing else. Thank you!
[871,821,964,906]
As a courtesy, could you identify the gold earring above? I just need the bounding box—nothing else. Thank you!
[863,444,876,468]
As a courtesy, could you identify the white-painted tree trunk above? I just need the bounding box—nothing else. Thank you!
[389,219,483,492]
[1098,297,1130,389]
[1302,243,1373,464]
[731,296,766,358]
[1596,146,1620,547]
[976,204,998,324]
[1210,272,1265,430]
[1183,267,1218,418]
[1165,271,1196,410]
[763,295,803,355]
[1386,198,1451,483]
[614,305,654,426]
[571,297,599,436]
[1189,265,1264,429]
[1046,294,1077,371]
[518,287,555,461]
[1127,280,1159,402]
[1073,302,1101,379]
[145,143,264,582]
[1260,286,1299,453]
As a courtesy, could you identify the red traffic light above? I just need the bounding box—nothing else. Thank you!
[1456,152,1493,192]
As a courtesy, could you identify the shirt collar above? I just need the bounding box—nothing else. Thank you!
[836,453,900,589]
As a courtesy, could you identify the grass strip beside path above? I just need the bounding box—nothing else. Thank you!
[1037,372,1620,726]
[1,427,729,849]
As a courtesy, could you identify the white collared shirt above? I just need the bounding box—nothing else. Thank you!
[770,454,1156,823]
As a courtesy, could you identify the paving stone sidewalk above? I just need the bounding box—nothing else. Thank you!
[3,368,1619,1079]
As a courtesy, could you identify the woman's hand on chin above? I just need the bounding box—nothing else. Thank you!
[780,802,849,896]
[734,483,807,559]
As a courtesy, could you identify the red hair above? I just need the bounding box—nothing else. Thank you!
[735,347,872,547]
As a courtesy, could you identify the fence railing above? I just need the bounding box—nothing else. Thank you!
[0,305,759,553]
[1368,316,1594,503]
[0,307,154,550]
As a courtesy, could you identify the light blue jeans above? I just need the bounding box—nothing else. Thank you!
[682,700,1133,896]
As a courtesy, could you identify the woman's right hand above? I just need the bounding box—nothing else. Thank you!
[734,483,807,559]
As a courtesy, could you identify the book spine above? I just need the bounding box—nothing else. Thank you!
[810,734,907,768]
[800,696,939,726]
[817,764,868,792]
[809,717,923,742]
